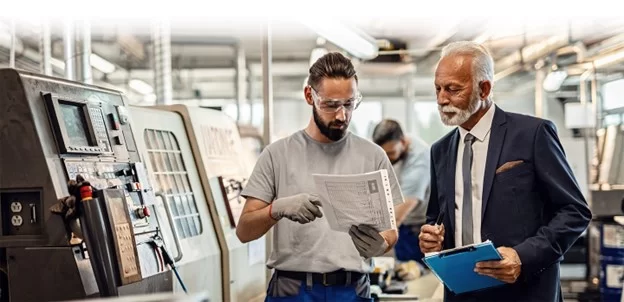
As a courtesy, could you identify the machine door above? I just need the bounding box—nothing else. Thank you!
[129,106,222,301]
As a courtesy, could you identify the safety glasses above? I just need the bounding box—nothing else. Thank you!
[309,86,363,113]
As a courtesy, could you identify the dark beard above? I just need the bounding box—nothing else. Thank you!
[313,106,347,142]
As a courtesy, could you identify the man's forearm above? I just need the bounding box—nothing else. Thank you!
[380,229,399,253]
[395,198,418,226]
[236,206,277,243]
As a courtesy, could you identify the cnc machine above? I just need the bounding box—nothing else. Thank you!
[0,69,177,301]
[144,105,267,302]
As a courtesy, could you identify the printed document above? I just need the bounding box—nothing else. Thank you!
[312,169,397,233]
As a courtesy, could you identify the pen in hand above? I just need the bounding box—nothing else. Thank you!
[419,210,446,253]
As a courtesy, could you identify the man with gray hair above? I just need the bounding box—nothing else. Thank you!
[419,41,591,301]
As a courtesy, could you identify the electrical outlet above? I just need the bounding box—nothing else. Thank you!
[10,201,22,213]
[11,215,23,227]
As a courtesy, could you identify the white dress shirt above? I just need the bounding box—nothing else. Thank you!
[454,104,496,246]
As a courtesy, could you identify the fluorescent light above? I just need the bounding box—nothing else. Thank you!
[543,70,568,92]
[300,20,378,60]
[90,54,116,73]
[144,93,157,104]
[50,57,65,69]
[128,79,153,95]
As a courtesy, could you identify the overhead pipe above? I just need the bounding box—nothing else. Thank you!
[494,35,570,75]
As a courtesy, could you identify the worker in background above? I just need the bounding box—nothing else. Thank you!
[372,120,431,273]
[420,41,592,301]
[236,52,405,302]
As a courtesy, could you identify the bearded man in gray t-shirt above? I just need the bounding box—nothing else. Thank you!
[236,52,405,302]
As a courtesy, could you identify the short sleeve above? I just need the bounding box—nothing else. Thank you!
[241,147,276,204]
[400,147,431,203]
[377,154,405,206]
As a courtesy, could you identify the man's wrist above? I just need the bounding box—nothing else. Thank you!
[268,203,278,221]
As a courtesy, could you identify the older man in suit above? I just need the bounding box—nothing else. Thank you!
[419,41,592,302]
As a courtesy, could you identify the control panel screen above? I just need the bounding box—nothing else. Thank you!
[43,93,110,155]
[60,103,92,147]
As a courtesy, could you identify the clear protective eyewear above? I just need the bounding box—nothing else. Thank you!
[309,86,363,113]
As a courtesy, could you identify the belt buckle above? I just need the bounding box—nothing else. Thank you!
[322,273,330,286]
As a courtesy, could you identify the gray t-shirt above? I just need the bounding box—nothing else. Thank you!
[395,136,431,226]
[241,130,404,273]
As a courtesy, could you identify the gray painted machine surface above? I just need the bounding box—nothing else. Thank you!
[147,105,267,302]
[0,69,174,300]
[129,106,223,301]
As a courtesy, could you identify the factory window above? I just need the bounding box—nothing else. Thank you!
[144,129,203,239]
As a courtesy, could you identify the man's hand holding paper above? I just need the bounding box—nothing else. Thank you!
[349,225,389,258]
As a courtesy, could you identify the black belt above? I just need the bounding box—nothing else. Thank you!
[276,270,366,286]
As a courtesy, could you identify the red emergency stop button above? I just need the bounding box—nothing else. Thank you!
[142,207,150,217]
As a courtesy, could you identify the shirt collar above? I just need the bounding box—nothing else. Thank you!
[458,104,496,142]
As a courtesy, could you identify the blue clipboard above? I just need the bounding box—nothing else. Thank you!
[422,240,505,295]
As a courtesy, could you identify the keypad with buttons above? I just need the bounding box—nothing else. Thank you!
[88,107,112,153]
[115,223,139,278]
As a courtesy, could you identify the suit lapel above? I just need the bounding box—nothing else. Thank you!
[445,129,459,233]
[482,106,507,218]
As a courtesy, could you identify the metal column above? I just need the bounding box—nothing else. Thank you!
[534,68,547,118]
[74,19,92,84]
[261,21,273,285]
[63,19,75,81]
[235,44,247,123]
[248,68,256,125]
[40,19,52,75]
[403,73,415,133]
[152,20,173,105]
[261,23,273,146]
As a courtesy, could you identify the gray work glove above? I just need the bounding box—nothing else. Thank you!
[270,193,323,224]
[349,225,389,259]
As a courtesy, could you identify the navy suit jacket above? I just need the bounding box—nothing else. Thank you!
[425,106,592,302]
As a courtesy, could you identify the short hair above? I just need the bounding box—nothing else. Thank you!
[307,52,358,90]
[372,119,404,146]
[439,41,495,100]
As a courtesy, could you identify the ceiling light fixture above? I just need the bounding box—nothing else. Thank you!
[300,20,378,60]
[543,69,568,92]
[90,53,116,73]
[128,79,154,95]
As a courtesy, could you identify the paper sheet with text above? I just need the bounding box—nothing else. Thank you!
[312,169,397,233]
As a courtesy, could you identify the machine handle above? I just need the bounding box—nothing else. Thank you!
[155,192,183,262]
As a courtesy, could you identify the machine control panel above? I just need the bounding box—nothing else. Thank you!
[98,189,142,284]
